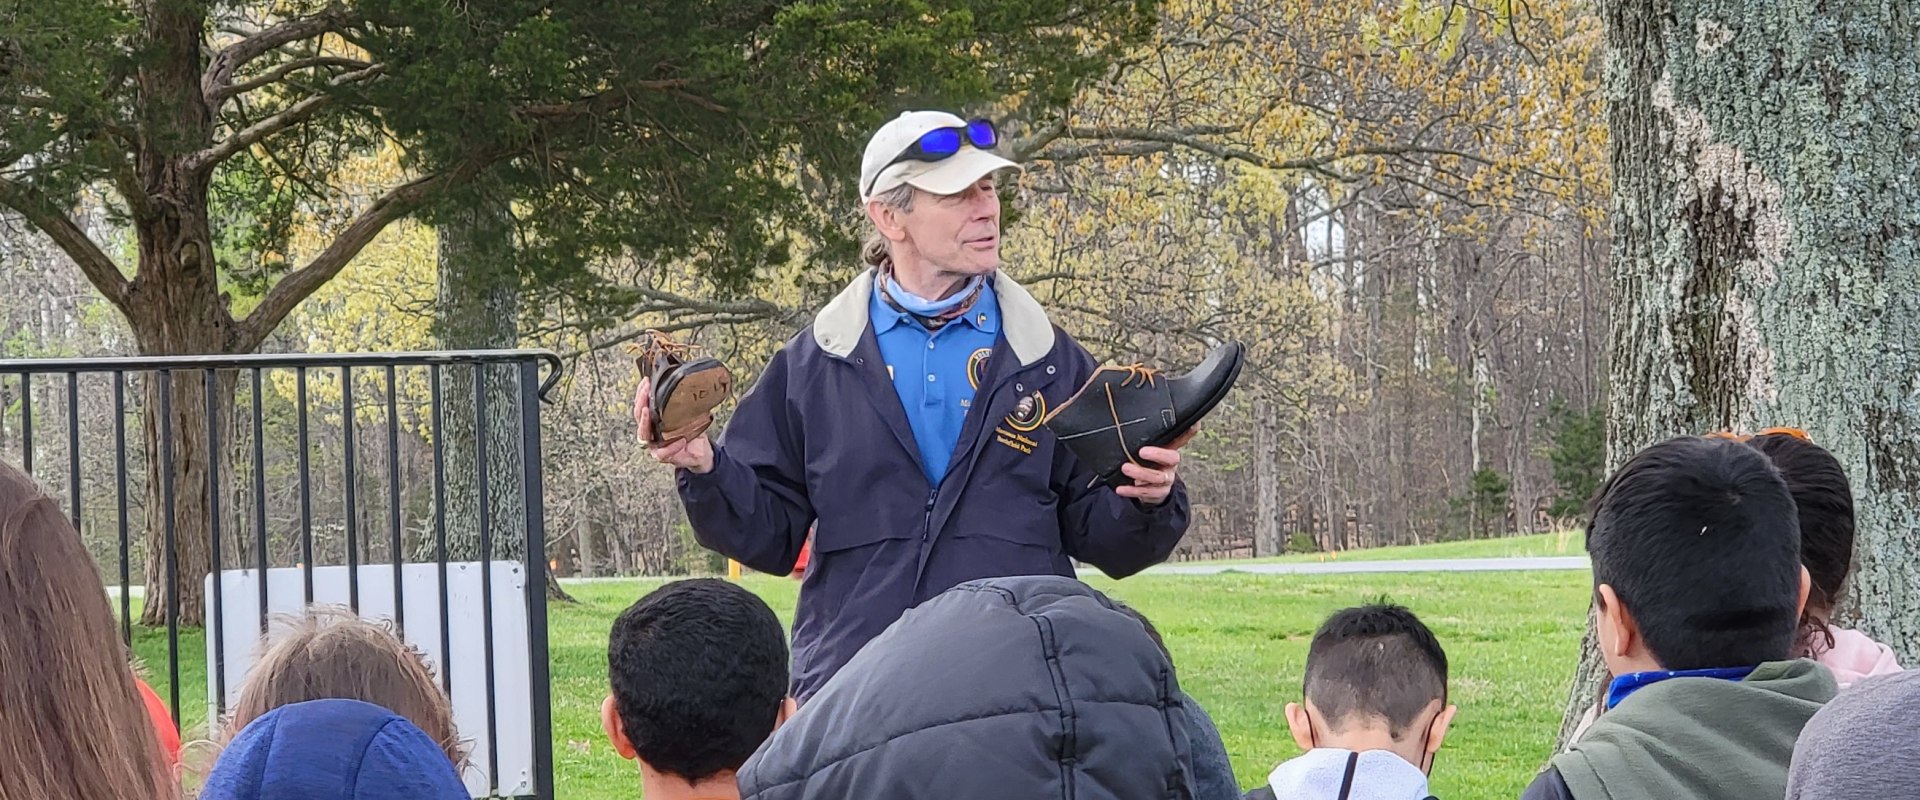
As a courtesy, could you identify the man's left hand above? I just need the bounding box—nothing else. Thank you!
[1115,427,1199,506]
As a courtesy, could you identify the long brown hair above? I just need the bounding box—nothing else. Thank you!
[0,460,178,800]
[224,606,467,767]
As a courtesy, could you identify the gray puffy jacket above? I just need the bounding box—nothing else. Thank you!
[739,575,1203,799]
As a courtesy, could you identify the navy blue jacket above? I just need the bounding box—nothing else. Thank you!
[677,269,1192,700]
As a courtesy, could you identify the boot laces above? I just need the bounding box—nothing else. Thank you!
[1104,364,1163,473]
[639,329,701,359]
[1117,364,1160,388]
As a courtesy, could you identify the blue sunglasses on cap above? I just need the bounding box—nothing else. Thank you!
[866,119,1002,197]
[888,118,1000,166]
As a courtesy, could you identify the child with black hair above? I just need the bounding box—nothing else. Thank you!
[1744,431,1900,687]
[1566,429,1902,743]
[1246,603,1456,800]
[1522,436,1835,800]
[1112,600,1242,800]
[602,579,796,800]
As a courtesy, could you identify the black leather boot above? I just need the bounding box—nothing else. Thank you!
[1043,342,1245,489]
[638,331,733,445]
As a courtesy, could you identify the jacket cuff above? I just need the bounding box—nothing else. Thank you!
[1130,479,1189,516]
[675,446,756,519]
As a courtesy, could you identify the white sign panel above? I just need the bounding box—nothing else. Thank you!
[206,562,536,798]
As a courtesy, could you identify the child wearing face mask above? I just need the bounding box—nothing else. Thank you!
[1245,604,1457,800]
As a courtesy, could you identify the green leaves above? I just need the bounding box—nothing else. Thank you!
[340,0,1156,304]
[0,0,1153,340]
[0,0,136,197]
[1540,399,1604,519]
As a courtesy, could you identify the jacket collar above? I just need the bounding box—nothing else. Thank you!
[1607,666,1757,709]
[813,268,1054,365]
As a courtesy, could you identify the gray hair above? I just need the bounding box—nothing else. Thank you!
[861,183,918,267]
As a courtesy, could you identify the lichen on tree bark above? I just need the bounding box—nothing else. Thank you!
[1559,0,1920,753]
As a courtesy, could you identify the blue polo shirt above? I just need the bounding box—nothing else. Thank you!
[870,281,1001,486]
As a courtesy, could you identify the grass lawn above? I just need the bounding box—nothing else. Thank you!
[1212,531,1588,565]
[134,568,1590,799]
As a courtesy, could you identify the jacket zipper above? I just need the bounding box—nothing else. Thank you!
[921,360,1037,545]
[922,489,937,541]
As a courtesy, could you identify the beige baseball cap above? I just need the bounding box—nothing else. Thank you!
[860,110,1022,202]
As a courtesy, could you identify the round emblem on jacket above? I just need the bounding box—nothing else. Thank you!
[967,347,993,390]
[1006,390,1047,432]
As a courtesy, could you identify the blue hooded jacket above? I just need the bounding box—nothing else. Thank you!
[201,699,469,800]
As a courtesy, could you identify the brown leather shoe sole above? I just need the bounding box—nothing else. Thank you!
[652,359,732,443]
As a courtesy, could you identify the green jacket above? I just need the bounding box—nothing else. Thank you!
[1551,659,1836,800]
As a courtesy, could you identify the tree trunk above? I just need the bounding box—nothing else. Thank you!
[1253,400,1283,556]
[126,234,234,629]
[434,200,573,602]
[1558,0,1920,752]
[127,2,229,622]
[135,365,238,628]
[575,494,599,578]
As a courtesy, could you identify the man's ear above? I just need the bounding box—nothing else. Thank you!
[1285,702,1315,752]
[774,696,798,730]
[601,696,637,760]
[1425,703,1458,754]
[1597,584,1638,660]
[865,199,910,243]
[1795,565,1812,618]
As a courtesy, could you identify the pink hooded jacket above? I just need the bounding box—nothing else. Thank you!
[1815,627,1902,689]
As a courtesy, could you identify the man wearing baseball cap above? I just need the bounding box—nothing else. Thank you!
[637,110,1193,701]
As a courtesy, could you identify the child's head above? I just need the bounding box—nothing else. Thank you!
[1744,431,1856,653]
[226,606,464,767]
[1286,604,1455,773]
[603,578,794,789]
[1110,600,1170,660]
[1588,436,1809,675]
[0,460,179,800]
[201,699,469,800]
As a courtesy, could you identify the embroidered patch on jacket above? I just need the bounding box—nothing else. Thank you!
[966,348,993,390]
[1004,390,1047,433]
[995,426,1039,455]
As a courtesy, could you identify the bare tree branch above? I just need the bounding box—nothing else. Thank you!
[0,92,63,111]
[0,176,131,313]
[550,286,806,357]
[192,93,329,171]
[515,79,730,120]
[106,154,156,222]
[203,6,356,99]
[189,64,385,172]
[233,161,475,350]
[212,55,372,103]
[1009,118,1068,161]
[1035,140,1173,165]
[1037,125,1483,177]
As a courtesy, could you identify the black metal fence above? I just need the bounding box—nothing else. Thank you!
[0,350,561,799]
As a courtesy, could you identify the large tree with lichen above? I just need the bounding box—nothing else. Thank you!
[1556,0,1920,747]
[0,0,1156,625]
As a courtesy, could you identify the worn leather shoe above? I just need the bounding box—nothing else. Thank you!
[1043,342,1245,489]
[638,331,733,445]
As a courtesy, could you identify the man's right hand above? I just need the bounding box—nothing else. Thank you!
[635,378,716,473]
